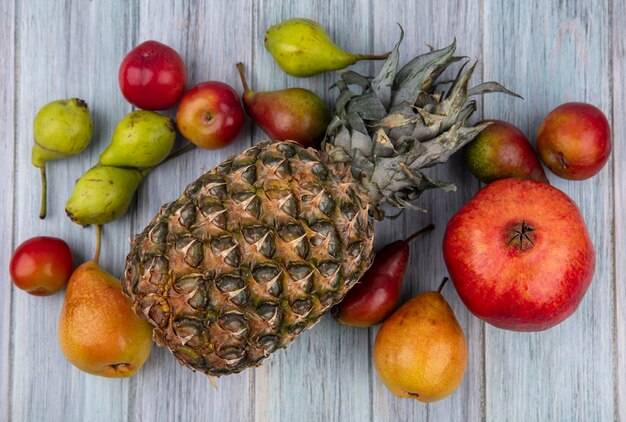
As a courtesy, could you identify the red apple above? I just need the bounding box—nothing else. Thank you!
[9,236,74,296]
[119,40,187,110]
[443,178,595,331]
[465,120,549,184]
[536,102,611,180]
[176,81,246,149]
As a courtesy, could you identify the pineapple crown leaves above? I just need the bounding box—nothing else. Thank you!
[322,28,521,219]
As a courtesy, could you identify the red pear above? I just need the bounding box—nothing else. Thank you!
[332,224,434,327]
[236,62,330,148]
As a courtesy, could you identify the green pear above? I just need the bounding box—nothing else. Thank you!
[32,98,93,218]
[264,18,389,77]
[99,110,176,168]
[66,165,144,226]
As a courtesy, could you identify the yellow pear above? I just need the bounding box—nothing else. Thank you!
[373,279,467,402]
[58,227,153,377]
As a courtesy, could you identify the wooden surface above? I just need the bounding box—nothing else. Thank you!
[1,1,622,421]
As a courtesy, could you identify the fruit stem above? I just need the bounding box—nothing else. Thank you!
[38,166,47,219]
[140,143,197,177]
[355,51,391,61]
[404,223,435,244]
[235,62,251,93]
[162,143,197,164]
[437,277,449,294]
[93,224,102,265]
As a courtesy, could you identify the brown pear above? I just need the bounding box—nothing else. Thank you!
[373,279,467,402]
[58,228,153,378]
[236,62,330,148]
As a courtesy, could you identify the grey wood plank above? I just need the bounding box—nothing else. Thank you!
[128,1,255,421]
[251,2,371,422]
[482,2,614,421]
[612,0,625,419]
[0,0,15,420]
[369,1,486,420]
[11,1,134,421]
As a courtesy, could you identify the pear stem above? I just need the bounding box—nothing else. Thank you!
[235,62,251,93]
[38,166,47,219]
[161,143,197,165]
[355,51,391,61]
[404,223,435,244]
[93,224,102,265]
[140,143,197,178]
[437,277,449,294]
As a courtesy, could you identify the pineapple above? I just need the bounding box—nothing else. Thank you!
[122,35,517,376]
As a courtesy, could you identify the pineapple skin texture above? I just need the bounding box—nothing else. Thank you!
[123,141,374,376]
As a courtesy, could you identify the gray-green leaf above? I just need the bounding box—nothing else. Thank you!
[371,25,404,109]
[346,92,388,121]
[391,40,456,108]
[468,81,523,99]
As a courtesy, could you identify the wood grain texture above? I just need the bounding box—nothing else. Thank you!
[482,2,615,421]
[129,2,255,421]
[0,0,15,420]
[11,1,134,421]
[612,0,625,419]
[2,0,622,421]
[252,2,371,422]
[370,1,486,421]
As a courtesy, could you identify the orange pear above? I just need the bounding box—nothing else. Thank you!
[58,227,153,377]
[373,278,467,402]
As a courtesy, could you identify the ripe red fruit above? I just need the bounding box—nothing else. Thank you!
[119,40,187,110]
[9,236,74,296]
[333,225,434,327]
[536,102,611,180]
[465,120,549,184]
[443,179,595,331]
[176,81,246,149]
[236,63,330,149]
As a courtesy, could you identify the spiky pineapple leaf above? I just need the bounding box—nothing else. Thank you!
[346,92,387,121]
[333,86,357,116]
[468,81,523,98]
[323,33,520,217]
[338,71,371,90]
[371,26,403,108]
[440,61,476,128]
[391,41,456,108]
